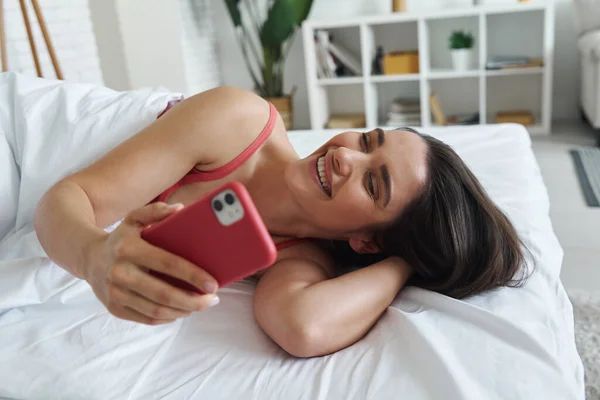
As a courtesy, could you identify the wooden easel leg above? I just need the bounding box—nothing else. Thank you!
[18,0,42,77]
[30,0,62,79]
[0,0,7,72]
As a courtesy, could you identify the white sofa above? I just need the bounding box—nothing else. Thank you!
[573,0,600,130]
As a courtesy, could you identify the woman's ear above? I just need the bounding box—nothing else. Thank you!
[348,238,381,254]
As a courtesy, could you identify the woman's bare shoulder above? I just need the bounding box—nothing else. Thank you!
[62,86,272,227]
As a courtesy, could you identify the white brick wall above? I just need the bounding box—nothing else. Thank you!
[179,0,221,95]
[3,0,104,84]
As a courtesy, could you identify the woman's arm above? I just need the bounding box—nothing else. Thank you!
[34,86,269,277]
[33,86,270,323]
[253,255,412,358]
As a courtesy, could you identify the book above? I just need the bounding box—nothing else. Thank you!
[446,113,480,125]
[327,113,366,129]
[387,97,421,126]
[486,56,544,70]
[316,31,337,78]
[328,41,362,75]
[495,110,534,125]
[429,93,446,126]
[390,98,421,114]
[314,35,327,78]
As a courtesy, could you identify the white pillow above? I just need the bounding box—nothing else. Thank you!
[0,72,181,251]
[0,127,19,241]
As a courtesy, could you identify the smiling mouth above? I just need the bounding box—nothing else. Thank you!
[317,155,332,197]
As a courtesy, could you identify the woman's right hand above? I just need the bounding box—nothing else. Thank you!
[82,202,220,325]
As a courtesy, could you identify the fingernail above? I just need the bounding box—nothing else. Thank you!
[209,296,220,307]
[166,203,183,210]
[203,281,218,294]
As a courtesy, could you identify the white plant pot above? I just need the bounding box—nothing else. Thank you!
[451,49,473,71]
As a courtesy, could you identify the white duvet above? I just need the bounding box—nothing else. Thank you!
[0,73,584,400]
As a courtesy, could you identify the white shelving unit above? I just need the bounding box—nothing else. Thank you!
[302,2,555,135]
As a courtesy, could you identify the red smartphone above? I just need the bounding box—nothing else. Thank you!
[141,181,277,292]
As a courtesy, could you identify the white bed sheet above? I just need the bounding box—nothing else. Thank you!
[0,74,584,400]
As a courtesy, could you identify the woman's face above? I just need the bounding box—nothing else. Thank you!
[285,128,429,242]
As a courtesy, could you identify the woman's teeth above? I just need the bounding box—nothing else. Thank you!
[317,156,330,194]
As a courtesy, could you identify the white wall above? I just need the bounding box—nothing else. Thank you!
[214,0,582,129]
[552,0,580,120]
[88,0,129,90]
[89,0,221,96]
[3,0,103,84]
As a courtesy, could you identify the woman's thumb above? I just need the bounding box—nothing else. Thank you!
[126,202,184,228]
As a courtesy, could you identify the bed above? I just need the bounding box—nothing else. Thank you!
[0,72,584,399]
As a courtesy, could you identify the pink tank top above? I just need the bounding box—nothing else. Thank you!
[152,98,304,252]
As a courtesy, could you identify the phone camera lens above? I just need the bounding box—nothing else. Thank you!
[224,193,235,205]
[213,200,223,212]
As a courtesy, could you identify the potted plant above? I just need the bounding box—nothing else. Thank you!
[224,0,314,130]
[449,30,475,71]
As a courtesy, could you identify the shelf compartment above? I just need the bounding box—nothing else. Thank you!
[486,74,542,129]
[314,25,363,80]
[486,10,544,66]
[427,16,481,72]
[368,20,420,77]
[375,80,421,128]
[325,85,366,129]
[429,77,480,123]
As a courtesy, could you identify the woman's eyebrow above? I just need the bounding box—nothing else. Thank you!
[381,165,391,207]
[376,128,385,147]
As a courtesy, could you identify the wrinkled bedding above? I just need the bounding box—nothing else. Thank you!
[0,72,584,400]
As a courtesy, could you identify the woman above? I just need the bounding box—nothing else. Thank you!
[34,86,529,358]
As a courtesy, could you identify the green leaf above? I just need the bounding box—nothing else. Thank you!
[261,0,297,48]
[224,0,242,26]
[449,30,474,49]
[292,0,313,25]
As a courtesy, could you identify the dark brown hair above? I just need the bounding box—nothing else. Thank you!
[328,129,533,299]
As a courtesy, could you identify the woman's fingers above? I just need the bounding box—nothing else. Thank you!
[124,201,183,229]
[108,301,175,326]
[109,262,219,312]
[110,284,192,321]
[127,238,218,294]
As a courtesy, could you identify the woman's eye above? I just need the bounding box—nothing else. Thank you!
[372,174,379,199]
[368,173,376,197]
[361,132,369,151]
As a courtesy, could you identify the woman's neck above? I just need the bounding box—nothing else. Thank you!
[247,155,322,239]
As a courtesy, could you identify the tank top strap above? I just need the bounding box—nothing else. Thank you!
[275,238,308,251]
[181,102,278,184]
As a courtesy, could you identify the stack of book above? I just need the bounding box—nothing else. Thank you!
[485,56,544,70]
[315,30,363,79]
[327,113,366,129]
[386,98,421,127]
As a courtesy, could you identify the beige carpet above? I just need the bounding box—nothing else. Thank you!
[569,289,600,399]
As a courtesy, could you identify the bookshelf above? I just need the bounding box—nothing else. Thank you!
[302,2,555,135]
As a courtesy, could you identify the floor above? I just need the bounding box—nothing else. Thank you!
[531,120,600,292]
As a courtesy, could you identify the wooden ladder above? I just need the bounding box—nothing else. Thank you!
[0,0,63,79]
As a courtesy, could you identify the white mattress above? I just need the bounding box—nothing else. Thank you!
[0,73,584,399]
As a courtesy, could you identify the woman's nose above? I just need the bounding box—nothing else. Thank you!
[333,147,363,177]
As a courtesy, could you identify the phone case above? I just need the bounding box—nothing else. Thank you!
[141,181,277,292]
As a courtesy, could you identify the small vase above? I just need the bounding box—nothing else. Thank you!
[451,49,473,71]
[392,0,407,12]
[265,96,293,130]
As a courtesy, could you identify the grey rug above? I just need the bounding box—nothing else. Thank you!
[569,289,600,399]
[570,147,600,207]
